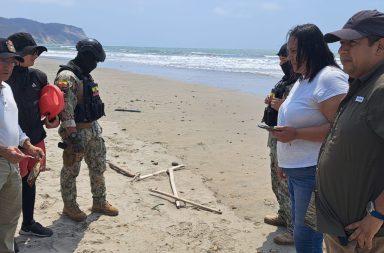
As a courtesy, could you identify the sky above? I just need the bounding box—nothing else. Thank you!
[2,0,383,50]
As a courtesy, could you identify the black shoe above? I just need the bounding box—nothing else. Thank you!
[14,239,19,253]
[19,221,53,237]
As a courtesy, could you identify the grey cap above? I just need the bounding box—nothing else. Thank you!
[324,10,384,43]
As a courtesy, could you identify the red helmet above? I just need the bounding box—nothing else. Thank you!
[39,84,64,120]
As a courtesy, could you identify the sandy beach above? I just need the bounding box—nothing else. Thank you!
[14,58,295,253]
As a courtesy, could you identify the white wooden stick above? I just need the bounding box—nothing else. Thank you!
[137,165,185,181]
[168,168,181,208]
[150,188,222,214]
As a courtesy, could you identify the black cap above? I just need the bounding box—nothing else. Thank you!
[324,10,384,43]
[0,38,24,62]
[8,32,47,57]
[277,43,288,57]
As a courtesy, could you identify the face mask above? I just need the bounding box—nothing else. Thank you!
[75,52,98,74]
[280,61,292,77]
[82,60,97,74]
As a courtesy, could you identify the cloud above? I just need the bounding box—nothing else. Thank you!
[212,5,253,18]
[212,7,232,17]
[212,1,281,18]
[260,2,281,11]
[14,0,76,6]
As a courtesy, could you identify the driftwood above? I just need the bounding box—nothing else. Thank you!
[134,165,185,181]
[167,168,181,208]
[150,188,222,214]
[107,161,136,178]
[114,109,141,113]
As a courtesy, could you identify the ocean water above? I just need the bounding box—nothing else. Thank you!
[44,45,285,95]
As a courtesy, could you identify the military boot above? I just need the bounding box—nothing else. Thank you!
[273,231,294,245]
[92,200,119,216]
[63,203,87,222]
[264,214,287,227]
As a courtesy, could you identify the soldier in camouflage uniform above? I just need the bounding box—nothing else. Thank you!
[267,134,294,244]
[55,38,118,222]
[262,43,298,245]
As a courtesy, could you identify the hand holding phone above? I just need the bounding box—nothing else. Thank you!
[258,124,281,132]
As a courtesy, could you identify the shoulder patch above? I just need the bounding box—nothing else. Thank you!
[56,81,71,93]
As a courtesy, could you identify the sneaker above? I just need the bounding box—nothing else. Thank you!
[264,214,287,227]
[63,203,87,222]
[92,200,119,216]
[273,231,294,245]
[19,221,53,237]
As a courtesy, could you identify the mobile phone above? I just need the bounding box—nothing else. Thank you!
[258,124,281,132]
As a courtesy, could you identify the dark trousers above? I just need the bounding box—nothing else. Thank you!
[21,173,36,226]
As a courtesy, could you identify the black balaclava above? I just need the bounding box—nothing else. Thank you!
[280,61,292,77]
[73,51,98,74]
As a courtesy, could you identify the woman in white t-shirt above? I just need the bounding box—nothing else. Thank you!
[271,24,349,253]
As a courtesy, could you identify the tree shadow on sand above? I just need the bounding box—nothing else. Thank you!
[15,212,102,253]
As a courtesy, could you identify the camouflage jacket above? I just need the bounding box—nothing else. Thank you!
[54,70,84,128]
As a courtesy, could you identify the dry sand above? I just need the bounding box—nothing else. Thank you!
[15,58,295,252]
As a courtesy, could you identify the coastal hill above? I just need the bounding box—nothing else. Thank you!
[0,17,87,45]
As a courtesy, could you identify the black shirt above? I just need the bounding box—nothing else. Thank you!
[7,66,48,145]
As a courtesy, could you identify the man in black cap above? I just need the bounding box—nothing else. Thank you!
[262,43,298,245]
[7,32,58,238]
[315,10,384,252]
[0,38,44,253]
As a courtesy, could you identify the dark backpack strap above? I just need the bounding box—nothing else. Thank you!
[57,61,84,80]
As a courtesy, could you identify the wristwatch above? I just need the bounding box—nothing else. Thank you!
[366,201,384,220]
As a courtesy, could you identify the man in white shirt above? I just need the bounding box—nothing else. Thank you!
[0,38,44,253]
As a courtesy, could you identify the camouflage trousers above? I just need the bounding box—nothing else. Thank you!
[59,122,107,205]
[268,133,293,232]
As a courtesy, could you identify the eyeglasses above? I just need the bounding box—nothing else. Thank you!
[0,58,17,66]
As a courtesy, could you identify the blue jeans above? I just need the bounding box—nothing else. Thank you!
[284,166,323,253]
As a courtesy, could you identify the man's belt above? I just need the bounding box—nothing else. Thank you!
[76,122,93,129]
